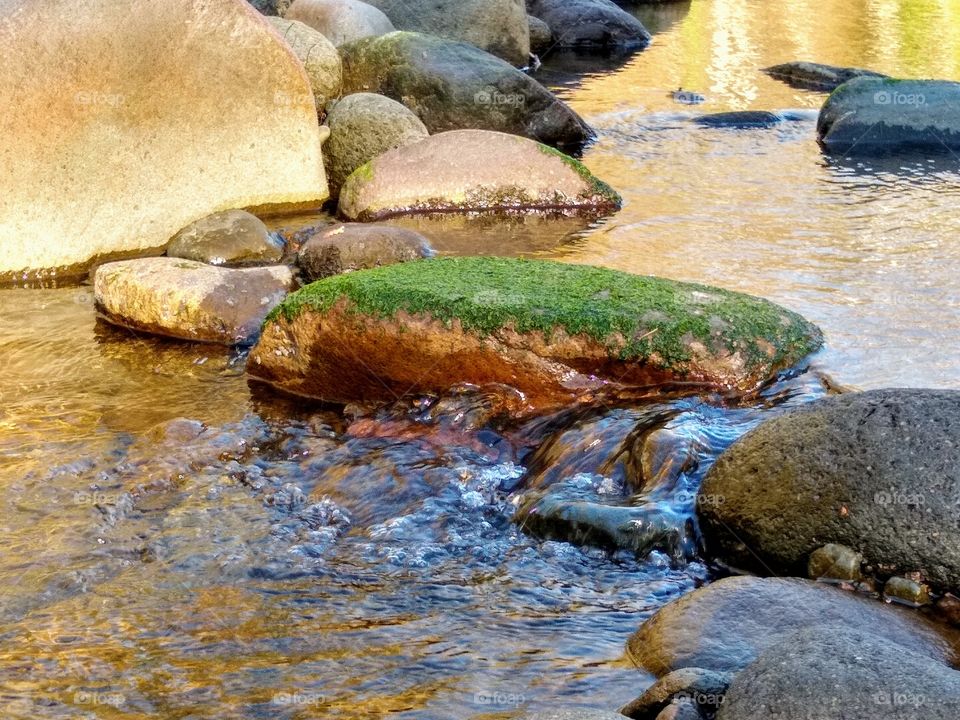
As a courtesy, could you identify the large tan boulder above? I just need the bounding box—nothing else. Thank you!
[0,0,328,283]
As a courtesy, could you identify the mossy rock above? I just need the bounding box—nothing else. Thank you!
[338,31,592,149]
[248,257,822,411]
[337,129,620,220]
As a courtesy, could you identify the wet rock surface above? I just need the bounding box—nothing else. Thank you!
[166,210,284,267]
[818,77,960,154]
[337,130,621,221]
[338,31,593,148]
[297,223,433,281]
[693,111,784,128]
[699,389,960,592]
[626,576,960,676]
[94,258,294,345]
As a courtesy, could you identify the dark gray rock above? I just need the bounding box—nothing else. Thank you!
[698,389,960,591]
[693,111,783,128]
[246,0,293,15]
[528,14,553,55]
[297,223,432,281]
[718,626,960,720]
[527,0,650,49]
[626,576,959,676]
[622,667,732,719]
[655,698,704,720]
[764,61,887,91]
[166,210,283,267]
[339,31,592,148]
[818,77,960,154]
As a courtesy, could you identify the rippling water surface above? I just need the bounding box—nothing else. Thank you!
[2,1,960,717]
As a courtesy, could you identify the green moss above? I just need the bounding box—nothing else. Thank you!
[537,144,622,205]
[269,257,821,370]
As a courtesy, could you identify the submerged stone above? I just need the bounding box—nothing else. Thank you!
[337,130,621,221]
[0,0,328,281]
[297,223,433,281]
[95,258,294,345]
[764,61,887,91]
[248,257,823,411]
[166,210,283,267]
[818,77,960,154]
[693,111,783,128]
[338,32,592,148]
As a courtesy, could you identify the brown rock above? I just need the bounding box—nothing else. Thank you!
[297,223,432,281]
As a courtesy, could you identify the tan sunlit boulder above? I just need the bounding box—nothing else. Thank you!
[0,0,328,282]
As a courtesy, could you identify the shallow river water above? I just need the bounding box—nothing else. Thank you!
[2,1,960,718]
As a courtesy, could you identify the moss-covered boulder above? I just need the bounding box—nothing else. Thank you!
[338,32,592,148]
[337,130,621,220]
[247,257,822,411]
[818,77,960,154]
[363,0,530,66]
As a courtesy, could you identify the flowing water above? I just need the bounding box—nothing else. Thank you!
[2,1,960,717]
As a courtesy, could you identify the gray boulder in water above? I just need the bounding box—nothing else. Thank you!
[764,61,887,91]
[818,77,960,154]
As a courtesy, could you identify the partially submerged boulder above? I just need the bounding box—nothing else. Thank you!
[763,61,887,91]
[323,93,429,196]
[337,130,621,221]
[0,0,328,282]
[693,111,783,128]
[297,223,433,281]
[527,0,650,50]
[818,77,960,153]
[528,15,553,55]
[363,0,530,66]
[338,32,592,148]
[626,576,960,677]
[265,17,342,110]
[95,258,294,345]
[285,0,394,47]
[247,257,822,410]
[698,389,960,592]
[166,210,283,267]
